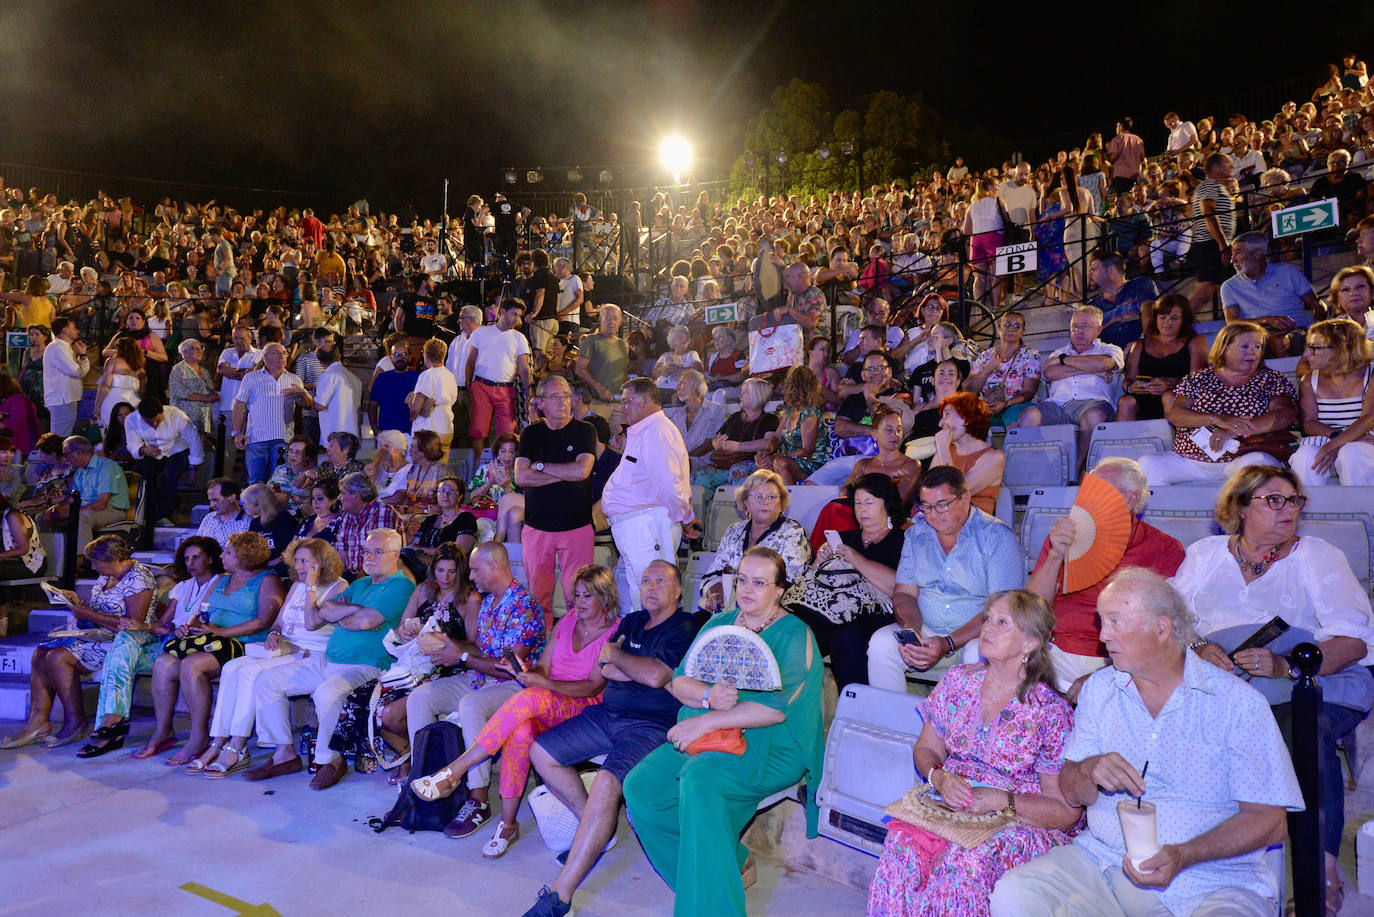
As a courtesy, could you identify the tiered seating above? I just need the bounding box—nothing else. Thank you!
[1085,419,1173,469]
[1001,425,1079,494]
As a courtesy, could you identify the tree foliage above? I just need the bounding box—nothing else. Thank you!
[724,81,1012,200]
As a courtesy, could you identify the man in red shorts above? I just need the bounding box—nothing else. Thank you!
[464,299,532,456]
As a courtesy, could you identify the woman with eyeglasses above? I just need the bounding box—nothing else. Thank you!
[1170,465,1374,916]
[698,470,811,615]
[406,475,479,567]
[622,546,824,917]
[1290,317,1374,485]
[963,311,1041,427]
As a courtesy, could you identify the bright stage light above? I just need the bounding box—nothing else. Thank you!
[659,134,693,180]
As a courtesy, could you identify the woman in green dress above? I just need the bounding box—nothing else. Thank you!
[622,545,824,917]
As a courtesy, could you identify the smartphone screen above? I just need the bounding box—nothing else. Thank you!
[895,629,921,647]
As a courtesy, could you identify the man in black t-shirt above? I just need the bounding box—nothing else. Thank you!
[528,248,562,351]
[492,193,518,263]
[525,560,699,917]
[514,374,598,620]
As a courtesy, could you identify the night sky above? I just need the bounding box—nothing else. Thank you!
[1,0,1371,208]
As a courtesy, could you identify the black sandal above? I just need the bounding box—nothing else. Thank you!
[76,722,130,759]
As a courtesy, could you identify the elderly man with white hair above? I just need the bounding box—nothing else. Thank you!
[446,304,485,433]
[1025,458,1186,697]
[370,429,413,503]
[46,260,75,295]
[990,568,1303,917]
[232,341,304,483]
[248,528,416,789]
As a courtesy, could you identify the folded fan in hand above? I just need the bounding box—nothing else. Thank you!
[1062,473,1133,593]
[682,625,782,691]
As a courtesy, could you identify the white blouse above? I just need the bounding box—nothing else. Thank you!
[1170,535,1374,665]
[276,579,345,654]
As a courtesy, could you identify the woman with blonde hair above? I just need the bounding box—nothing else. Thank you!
[1290,317,1374,485]
[242,483,299,566]
[411,563,620,858]
[699,469,811,614]
[193,539,348,777]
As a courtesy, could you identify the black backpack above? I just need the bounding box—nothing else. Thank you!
[371,721,469,834]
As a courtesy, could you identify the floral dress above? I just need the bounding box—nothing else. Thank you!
[1033,201,1067,282]
[777,405,830,475]
[867,664,1077,917]
[39,563,157,672]
[464,460,516,516]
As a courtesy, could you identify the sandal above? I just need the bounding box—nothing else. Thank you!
[181,742,223,771]
[482,821,519,859]
[42,723,91,748]
[1327,879,1344,916]
[76,722,131,759]
[411,766,460,802]
[0,724,52,750]
[204,746,251,779]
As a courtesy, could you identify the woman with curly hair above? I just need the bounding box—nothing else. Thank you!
[757,365,830,485]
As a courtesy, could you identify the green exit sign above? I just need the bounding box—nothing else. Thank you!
[705,303,739,325]
[1271,198,1339,238]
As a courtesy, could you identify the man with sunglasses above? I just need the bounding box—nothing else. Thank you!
[866,465,1022,690]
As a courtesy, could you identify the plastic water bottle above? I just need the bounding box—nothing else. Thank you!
[298,725,318,773]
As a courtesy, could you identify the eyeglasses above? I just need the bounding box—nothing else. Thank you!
[539,393,571,402]
[1304,344,1332,352]
[862,366,888,375]
[918,496,965,514]
[362,547,400,557]
[1247,493,1308,511]
[437,487,461,496]
[733,574,777,590]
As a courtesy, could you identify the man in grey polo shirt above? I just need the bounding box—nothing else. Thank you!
[1222,232,1324,357]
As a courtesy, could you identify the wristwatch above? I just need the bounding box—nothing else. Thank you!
[1004,792,1017,818]
[1287,662,1301,682]
[535,461,545,472]
[459,651,470,665]
[702,689,711,710]
[1057,353,1066,365]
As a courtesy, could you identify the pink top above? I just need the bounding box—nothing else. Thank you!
[548,611,617,682]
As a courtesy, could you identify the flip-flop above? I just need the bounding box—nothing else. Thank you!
[131,738,178,760]
[170,742,219,768]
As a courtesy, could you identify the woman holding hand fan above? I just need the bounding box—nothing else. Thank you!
[622,546,824,917]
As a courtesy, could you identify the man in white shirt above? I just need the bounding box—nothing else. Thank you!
[305,347,361,441]
[46,261,75,295]
[1015,306,1124,471]
[998,162,1039,226]
[1163,112,1200,153]
[410,338,459,451]
[43,316,89,436]
[232,343,305,483]
[464,300,531,456]
[420,239,448,282]
[602,378,694,614]
[217,325,261,420]
[554,257,584,335]
[445,304,483,442]
[126,396,205,527]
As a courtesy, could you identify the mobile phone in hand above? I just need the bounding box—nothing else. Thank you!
[895,629,922,647]
[503,649,527,673]
[824,529,843,551]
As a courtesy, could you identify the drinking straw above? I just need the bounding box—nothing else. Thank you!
[1137,761,1149,808]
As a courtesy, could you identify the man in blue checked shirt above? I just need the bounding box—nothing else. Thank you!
[866,464,1023,690]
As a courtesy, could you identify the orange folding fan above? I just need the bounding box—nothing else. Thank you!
[1062,474,1133,592]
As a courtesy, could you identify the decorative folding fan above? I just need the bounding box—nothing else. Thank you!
[1061,473,1133,593]
[683,625,782,691]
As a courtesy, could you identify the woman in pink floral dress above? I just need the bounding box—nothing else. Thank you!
[867,590,1081,917]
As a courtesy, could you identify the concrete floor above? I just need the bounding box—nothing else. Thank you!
[0,718,867,917]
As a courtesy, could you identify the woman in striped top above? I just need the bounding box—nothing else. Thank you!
[1290,318,1374,485]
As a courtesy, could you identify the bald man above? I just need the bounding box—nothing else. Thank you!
[405,542,547,837]
[231,341,306,483]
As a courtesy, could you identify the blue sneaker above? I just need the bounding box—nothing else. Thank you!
[521,886,571,917]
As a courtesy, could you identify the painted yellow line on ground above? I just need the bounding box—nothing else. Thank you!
[179,882,283,916]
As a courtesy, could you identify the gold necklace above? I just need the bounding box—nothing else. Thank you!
[738,607,782,634]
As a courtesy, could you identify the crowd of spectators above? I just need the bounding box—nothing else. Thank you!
[1,59,1374,917]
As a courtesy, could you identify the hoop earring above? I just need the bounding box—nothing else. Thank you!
[886,516,893,530]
